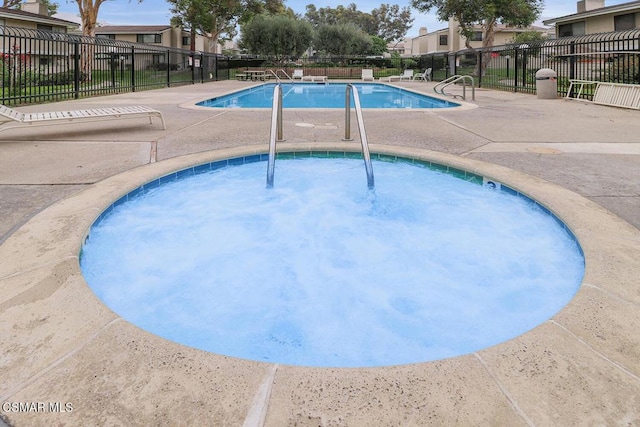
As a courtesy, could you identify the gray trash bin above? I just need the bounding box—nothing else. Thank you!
[536,68,557,99]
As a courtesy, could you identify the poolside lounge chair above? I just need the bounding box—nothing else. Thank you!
[0,104,166,133]
[380,69,414,82]
[399,69,415,81]
[302,75,328,82]
[292,69,304,80]
[361,69,375,81]
[413,68,432,82]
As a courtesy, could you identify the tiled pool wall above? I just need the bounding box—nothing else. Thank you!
[87,151,584,259]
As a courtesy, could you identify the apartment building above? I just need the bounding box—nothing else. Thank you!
[405,18,548,56]
[543,0,640,37]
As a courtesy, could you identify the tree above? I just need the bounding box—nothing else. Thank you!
[314,24,373,56]
[168,0,263,53]
[2,0,19,7]
[511,30,546,44]
[240,14,313,61]
[5,0,58,16]
[410,0,543,73]
[305,3,413,43]
[371,4,413,43]
[75,0,110,37]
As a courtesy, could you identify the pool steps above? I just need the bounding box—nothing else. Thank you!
[267,83,375,190]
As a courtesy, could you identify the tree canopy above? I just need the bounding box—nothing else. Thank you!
[410,0,543,49]
[304,3,413,43]
[314,23,374,56]
[5,0,58,16]
[168,0,264,52]
[240,14,313,61]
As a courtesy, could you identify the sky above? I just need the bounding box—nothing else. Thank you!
[53,0,631,38]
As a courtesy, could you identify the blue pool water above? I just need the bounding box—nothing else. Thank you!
[81,155,584,368]
[196,83,458,109]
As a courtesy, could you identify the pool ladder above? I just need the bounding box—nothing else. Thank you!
[266,83,374,189]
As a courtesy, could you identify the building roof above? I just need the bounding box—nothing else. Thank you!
[95,25,172,34]
[0,6,80,28]
[543,0,640,25]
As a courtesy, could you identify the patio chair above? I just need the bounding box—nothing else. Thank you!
[361,69,375,81]
[399,69,414,81]
[413,68,432,82]
[380,69,414,82]
[0,104,166,134]
[292,69,304,80]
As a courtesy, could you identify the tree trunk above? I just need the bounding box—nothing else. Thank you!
[478,18,496,77]
[77,0,102,81]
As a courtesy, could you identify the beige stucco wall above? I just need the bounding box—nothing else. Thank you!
[408,28,538,55]
[586,14,617,33]
[2,17,68,31]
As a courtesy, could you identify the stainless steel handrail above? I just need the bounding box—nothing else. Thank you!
[433,74,475,101]
[278,69,293,81]
[343,84,375,189]
[266,84,283,188]
[266,69,293,82]
[266,69,280,82]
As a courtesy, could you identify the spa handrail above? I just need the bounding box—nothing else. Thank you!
[344,84,375,189]
[266,83,283,188]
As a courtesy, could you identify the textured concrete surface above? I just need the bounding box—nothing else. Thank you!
[1,80,639,426]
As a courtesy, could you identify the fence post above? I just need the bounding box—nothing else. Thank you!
[521,48,528,91]
[191,52,195,84]
[477,50,483,88]
[73,41,80,99]
[166,50,170,87]
[514,46,519,92]
[130,45,135,92]
[200,52,204,83]
[569,41,576,81]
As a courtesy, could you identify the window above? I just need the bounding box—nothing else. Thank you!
[558,21,585,37]
[182,36,191,46]
[37,24,53,31]
[471,31,483,41]
[97,34,116,39]
[614,13,636,31]
[137,34,162,44]
[439,34,448,46]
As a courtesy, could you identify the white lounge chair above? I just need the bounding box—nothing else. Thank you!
[292,69,304,80]
[399,69,414,81]
[413,68,432,82]
[302,75,327,82]
[380,69,414,82]
[0,104,165,133]
[361,69,375,81]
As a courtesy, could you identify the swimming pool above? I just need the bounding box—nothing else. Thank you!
[196,83,459,109]
[80,152,584,368]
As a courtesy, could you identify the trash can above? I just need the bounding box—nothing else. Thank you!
[535,68,557,99]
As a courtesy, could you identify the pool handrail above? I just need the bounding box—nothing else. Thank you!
[433,75,475,101]
[266,83,284,188]
[344,84,375,189]
[267,69,293,82]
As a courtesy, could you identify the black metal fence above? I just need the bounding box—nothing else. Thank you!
[2,25,639,106]
[418,29,640,97]
[0,26,226,105]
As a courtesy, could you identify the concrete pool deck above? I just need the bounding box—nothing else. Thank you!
[0,80,639,426]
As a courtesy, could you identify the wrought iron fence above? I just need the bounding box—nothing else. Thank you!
[1,25,639,106]
[437,29,640,97]
[0,26,225,105]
